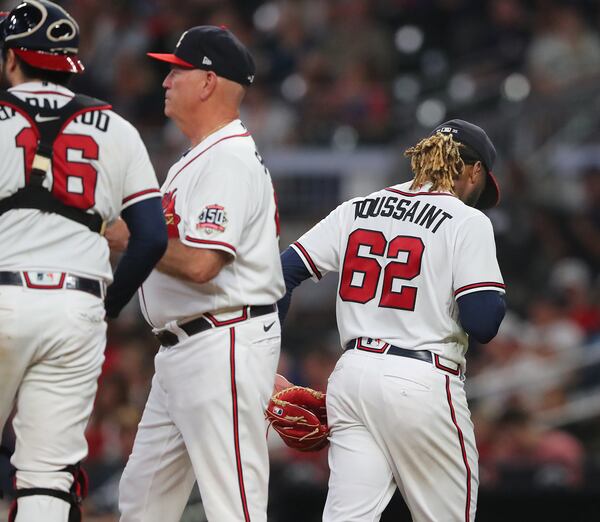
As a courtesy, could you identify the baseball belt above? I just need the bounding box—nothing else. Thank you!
[344,338,461,376]
[0,271,103,298]
[156,304,277,347]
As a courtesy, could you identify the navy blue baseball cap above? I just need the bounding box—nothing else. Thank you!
[148,26,255,87]
[432,119,500,210]
[0,0,84,73]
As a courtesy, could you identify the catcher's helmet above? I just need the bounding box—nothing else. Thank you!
[0,0,84,73]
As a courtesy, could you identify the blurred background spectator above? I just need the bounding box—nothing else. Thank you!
[1,0,599,520]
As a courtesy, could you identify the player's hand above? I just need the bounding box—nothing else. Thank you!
[105,218,130,252]
[273,373,294,395]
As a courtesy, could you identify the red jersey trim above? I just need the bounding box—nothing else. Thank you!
[229,328,252,522]
[434,354,460,376]
[205,308,248,327]
[184,236,237,254]
[385,187,455,198]
[445,376,472,522]
[166,131,251,190]
[23,272,65,289]
[122,188,161,204]
[292,241,322,280]
[454,282,505,297]
[356,338,389,354]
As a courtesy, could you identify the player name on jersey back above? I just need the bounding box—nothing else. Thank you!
[352,194,453,233]
[292,180,504,367]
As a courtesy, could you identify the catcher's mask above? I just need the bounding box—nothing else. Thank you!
[0,0,84,73]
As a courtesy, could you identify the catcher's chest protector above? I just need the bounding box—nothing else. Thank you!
[0,90,112,233]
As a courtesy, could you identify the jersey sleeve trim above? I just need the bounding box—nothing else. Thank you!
[121,188,161,209]
[183,236,237,256]
[454,282,506,299]
[291,241,322,280]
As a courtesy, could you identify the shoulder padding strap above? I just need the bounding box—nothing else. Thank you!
[0,90,111,234]
[0,90,112,143]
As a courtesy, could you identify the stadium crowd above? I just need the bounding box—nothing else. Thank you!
[1,0,599,519]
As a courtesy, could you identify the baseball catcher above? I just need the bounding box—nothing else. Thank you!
[266,386,329,452]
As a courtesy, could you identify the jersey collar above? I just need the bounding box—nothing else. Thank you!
[8,81,74,96]
[395,181,453,195]
[192,119,247,152]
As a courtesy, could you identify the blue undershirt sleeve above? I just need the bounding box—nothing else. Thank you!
[277,246,312,324]
[104,198,168,318]
[457,290,506,344]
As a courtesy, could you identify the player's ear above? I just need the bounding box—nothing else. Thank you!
[198,70,218,101]
[4,49,17,74]
[470,161,484,184]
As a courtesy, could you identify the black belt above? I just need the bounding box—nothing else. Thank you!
[345,339,433,364]
[0,270,103,298]
[344,338,461,376]
[156,304,277,347]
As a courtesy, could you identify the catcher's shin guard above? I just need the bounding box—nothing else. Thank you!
[8,463,89,522]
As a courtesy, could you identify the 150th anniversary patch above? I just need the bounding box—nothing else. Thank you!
[196,204,228,233]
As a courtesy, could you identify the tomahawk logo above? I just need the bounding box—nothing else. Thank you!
[162,189,181,238]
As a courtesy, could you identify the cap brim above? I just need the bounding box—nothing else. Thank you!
[147,53,195,68]
[476,171,500,210]
[13,48,84,74]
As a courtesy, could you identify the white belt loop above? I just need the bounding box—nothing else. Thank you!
[165,319,189,341]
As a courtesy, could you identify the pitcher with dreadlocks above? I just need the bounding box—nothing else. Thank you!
[277,120,506,521]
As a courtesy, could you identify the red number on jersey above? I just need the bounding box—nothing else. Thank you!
[15,127,37,183]
[339,229,425,311]
[379,235,424,310]
[273,183,281,237]
[339,229,385,303]
[15,128,99,209]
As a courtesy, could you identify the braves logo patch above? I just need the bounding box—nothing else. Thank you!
[197,204,228,234]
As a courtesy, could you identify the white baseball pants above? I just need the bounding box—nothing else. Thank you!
[324,348,478,522]
[0,285,106,521]
[119,313,280,522]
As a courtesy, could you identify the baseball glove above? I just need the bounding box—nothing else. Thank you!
[266,386,329,452]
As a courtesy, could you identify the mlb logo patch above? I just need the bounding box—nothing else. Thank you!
[197,204,227,234]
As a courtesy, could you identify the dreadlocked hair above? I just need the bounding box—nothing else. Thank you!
[405,132,464,193]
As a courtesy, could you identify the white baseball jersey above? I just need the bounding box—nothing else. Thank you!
[0,81,161,283]
[292,180,505,366]
[0,81,160,522]
[139,119,285,328]
[120,119,284,522]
